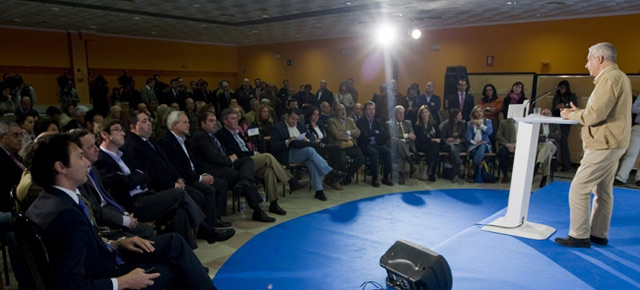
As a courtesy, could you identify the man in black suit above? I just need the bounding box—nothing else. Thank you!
[160,78,186,110]
[0,121,28,288]
[217,80,237,115]
[216,108,308,215]
[190,111,275,222]
[447,79,475,121]
[356,101,394,187]
[415,81,442,126]
[159,111,233,228]
[70,129,156,239]
[314,79,334,107]
[26,133,218,290]
[96,117,233,248]
[271,108,347,201]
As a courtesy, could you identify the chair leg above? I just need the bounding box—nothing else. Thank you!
[2,244,9,285]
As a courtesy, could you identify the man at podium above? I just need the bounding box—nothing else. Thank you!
[555,42,632,248]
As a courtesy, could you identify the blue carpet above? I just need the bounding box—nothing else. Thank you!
[214,182,640,290]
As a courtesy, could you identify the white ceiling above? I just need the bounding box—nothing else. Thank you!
[2,0,640,45]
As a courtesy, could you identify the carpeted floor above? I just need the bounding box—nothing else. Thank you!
[214,181,640,290]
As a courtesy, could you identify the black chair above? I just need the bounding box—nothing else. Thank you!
[13,213,51,290]
[0,242,8,285]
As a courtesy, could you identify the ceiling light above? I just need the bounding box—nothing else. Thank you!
[251,30,259,33]
[245,40,251,43]
[410,28,422,40]
[200,24,207,27]
[151,31,157,34]
[505,1,517,4]
[13,19,22,22]
[132,16,141,20]
[192,4,201,8]
[345,1,352,5]
[261,14,270,18]
[294,34,300,38]
[88,25,96,29]
[375,23,397,47]
[49,7,60,11]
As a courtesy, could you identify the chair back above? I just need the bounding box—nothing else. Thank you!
[13,212,52,290]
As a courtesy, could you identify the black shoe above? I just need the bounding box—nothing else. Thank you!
[343,175,353,186]
[314,190,327,201]
[381,177,394,186]
[635,180,640,187]
[327,170,347,181]
[555,236,590,248]
[614,179,625,186]
[252,210,276,222]
[558,166,569,172]
[198,227,235,244]
[590,235,608,246]
[289,179,309,192]
[268,201,287,215]
[428,175,436,182]
[539,176,548,188]
[371,179,380,188]
[214,217,232,228]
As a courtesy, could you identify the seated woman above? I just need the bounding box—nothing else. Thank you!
[250,104,275,152]
[479,84,502,148]
[414,105,441,182]
[439,108,466,183]
[232,105,257,152]
[502,81,526,120]
[466,105,493,182]
[305,106,333,159]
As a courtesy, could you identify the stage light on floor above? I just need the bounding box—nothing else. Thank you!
[410,28,422,40]
[380,240,452,290]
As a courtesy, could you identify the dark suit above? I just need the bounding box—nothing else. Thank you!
[26,186,213,290]
[94,148,203,249]
[160,89,186,110]
[448,91,475,121]
[415,94,442,125]
[78,166,155,239]
[159,133,228,220]
[356,116,392,178]
[216,127,255,158]
[314,89,334,106]
[0,147,24,212]
[217,91,236,115]
[270,121,310,165]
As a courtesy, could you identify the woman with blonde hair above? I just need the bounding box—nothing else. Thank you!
[335,81,354,116]
[466,105,493,182]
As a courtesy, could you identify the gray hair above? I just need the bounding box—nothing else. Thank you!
[166,110,186,129]
[393,105,405,114]
[260,98,271,105]
[0,120,19,137]
[74,105,90,117]
[589,42,617,63]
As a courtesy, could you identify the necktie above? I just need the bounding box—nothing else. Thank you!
[77,196,94,225]
[146,139,156,151]
[88,170,125,213]
[211,135,227,156]
[398,122,404,136]
[78,194,125,265]
[233,132,249,152]
[10,154,25,170]
[459,93,465,110]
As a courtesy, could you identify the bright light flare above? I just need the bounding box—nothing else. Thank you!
[375,24,397,47]
[410,28,422,40]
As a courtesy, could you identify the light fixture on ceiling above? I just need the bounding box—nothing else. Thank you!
[294,34,300,38]
[345,1,352,5]
[192,4,201,8]
[88,25,96,29]
[251,30,259,33]
[132,16,141,20]
[13,19,22,22]
[261,14,270,18]
[505,1,517,4]
[49,7,60,11]
[151,31,157,34]
[544,1,566,6]
[410,28,422,40]
[200,24,207,27]
[375,23,397,47]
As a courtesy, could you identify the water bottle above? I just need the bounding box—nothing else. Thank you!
[239,199,247,214]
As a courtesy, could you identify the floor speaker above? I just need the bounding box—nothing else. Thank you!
[380,240,452,290]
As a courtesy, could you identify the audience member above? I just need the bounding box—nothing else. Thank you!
[466,105,493,182]
[414,106,442,182]
[325,104,364,186]
[356,101,393,187]
[448,79,474,122]
[386,105,417,184]
[551,80,578,171]
[440,108,466,183]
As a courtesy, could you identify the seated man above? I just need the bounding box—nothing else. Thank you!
[96,118,233,248]
[271,108,347,201]
[325,104,365,186]
[356,101,393,187]
[537,109,559,187]
[26,133,218,290]
[70,129,156,239]
[190,111,275,222]
[216,108,308,215]
[386,105,417,185]
[159,111,231,228]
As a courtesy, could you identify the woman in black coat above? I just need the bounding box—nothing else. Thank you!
[414,105,442,181]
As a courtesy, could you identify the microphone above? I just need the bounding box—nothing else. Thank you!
[526,86,559,115]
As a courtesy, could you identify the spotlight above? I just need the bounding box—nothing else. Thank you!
[410,28,422,40]
[375,24,397,47]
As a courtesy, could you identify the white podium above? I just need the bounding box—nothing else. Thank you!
[481,114,578,240]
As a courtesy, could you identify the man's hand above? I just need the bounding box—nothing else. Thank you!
[128,213,138,230]
[117,268,160,290]
[201,174,214,185]
[407,132,416,141]
[229,154,238,163]
[432,138,441,143]
[174,179,186,189]
[560,102,577,119]
[446,137,454,143]
[507,143,516,153]
[119,236,155,253]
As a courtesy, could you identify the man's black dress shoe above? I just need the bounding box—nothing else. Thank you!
[198,227,235,244]
[214,217,232,228]
[590,235,608,245]
[314,190,327,201]
[289,179,309,192]
[252,210,276,222]
[327,170,347,181]
[555,236,590,248]
[268,201,287,215]
[613,179,625,186]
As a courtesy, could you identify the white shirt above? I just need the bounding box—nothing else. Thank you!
[99,147,146,196]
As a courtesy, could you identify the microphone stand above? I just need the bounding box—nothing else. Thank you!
[525,86,558,115]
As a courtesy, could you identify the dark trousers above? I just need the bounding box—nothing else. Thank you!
[186,179,228,226]
[211,157,262,210]
[559,124,572,169]
[497,147,514,176]
[362,144,392,179]
[328,146,365,178]
[119,233,213,290]
[417,141,440,175]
